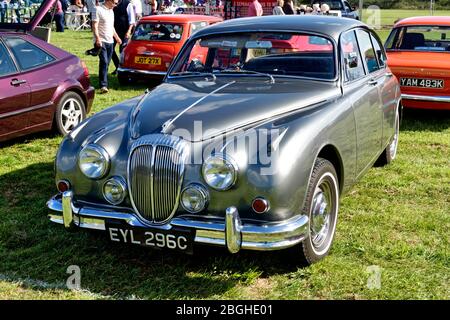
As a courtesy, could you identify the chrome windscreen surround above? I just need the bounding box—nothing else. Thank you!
[127,134,190,225]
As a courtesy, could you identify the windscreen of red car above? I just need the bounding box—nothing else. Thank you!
[170,32,335,80]
[386,26,450,52]
[132,23,184,42]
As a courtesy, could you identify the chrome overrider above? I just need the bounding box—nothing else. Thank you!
[47,191,309,253]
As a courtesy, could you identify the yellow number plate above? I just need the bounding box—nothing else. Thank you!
[134,56,162,65]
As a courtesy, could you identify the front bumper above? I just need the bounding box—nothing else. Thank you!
[401,93,450,103]
[47,191,309,253]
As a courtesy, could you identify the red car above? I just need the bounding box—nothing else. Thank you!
[0,0,94,143]
[386,16,450,110]
[117,14,222,84]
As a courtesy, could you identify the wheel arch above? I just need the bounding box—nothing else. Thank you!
[316,144,344,194]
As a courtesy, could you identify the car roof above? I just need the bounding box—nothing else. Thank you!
[193,15,367,41]
[394,16,450,27]
[139,14,223,24]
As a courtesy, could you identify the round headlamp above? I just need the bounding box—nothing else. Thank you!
[103,176,127,205]
[78,144,110,179]
[180,184,209,213]
[202,154,238,191]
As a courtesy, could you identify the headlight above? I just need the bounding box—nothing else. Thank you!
[78,144,110,179]
[103,176,127,205]
[180,184,209,213]
[202,154,238,191]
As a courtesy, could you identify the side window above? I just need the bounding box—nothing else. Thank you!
[356,29,380,74]
[341,30,365,82]
[4,37,55,71]
[0,43,17,77]
[370,33,386,68]
[190,21,209,35]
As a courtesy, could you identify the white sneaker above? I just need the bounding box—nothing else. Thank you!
[100,87,109,94]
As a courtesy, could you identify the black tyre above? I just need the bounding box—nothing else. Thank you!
[375,106,400,167]
[54,91,86,136]
[293,158,340,265]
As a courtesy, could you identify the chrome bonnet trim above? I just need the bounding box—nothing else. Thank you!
[402,94,450,103]
[47,194,309,251]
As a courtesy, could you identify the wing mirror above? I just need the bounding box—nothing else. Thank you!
[345,55,359,69]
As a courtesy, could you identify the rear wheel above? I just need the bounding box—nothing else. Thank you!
[290,158,339,265]
[375,107,400,166]
[54,91,86,136]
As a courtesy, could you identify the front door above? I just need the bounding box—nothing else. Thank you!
[0,40,30,141]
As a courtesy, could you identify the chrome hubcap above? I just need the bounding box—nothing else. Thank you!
[61,98,82,132]
[310,184,332,248]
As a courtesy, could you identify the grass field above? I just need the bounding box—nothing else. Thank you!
[361,9,450,27]
[0,11,449,299]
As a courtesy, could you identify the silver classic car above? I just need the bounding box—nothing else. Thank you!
[47,16,401,264]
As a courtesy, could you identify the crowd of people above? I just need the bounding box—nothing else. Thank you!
[248,0,331,17]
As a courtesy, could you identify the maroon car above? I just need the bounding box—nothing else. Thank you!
[0,0,94,142]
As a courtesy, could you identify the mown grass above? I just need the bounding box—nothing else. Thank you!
[0,13,449,299]
[361,9,450,26]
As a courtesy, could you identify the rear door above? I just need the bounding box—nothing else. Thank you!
[354,29,384,172]
[341,29,382,176]
[0,39,30,140]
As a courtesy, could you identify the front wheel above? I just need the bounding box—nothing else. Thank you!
[294,158,340,265]
[54,91,86,136]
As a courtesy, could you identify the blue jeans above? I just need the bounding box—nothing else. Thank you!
[99,42,114,88]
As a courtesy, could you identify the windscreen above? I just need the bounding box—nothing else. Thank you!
[170,32,336,80]
[386,26,450,52]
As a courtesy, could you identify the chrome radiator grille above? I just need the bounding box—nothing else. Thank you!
[128,135,188,224]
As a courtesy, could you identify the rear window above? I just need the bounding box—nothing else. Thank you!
[386,26,450,52]
[132,23,184,42]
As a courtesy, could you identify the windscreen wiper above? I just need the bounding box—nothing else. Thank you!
[218,69,275,84]
[170,71,216,81]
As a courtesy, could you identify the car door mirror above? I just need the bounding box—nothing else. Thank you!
[187,58,205,72]
[345,55,359,69]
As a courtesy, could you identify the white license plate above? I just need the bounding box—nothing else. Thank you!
[106,223,194,253]
[400,78,445,89]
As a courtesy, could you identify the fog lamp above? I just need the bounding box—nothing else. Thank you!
[180,184,209,213]
[103,176,127,205]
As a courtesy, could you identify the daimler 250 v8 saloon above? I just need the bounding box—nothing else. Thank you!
[48,16,401,264]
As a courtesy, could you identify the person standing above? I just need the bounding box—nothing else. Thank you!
[0,0,7,24]
[92,0,122,93]
[272,0,284,15]
[54,0,65,32]
[282,0,295,15]
[247,0,262,17]
[85,0,97,27]
[130,0,142,20]
[112,0,135,74]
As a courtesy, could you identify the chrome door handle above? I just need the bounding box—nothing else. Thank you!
[385,72,393,77]
[368,79,378,86]
[11,79,27,86]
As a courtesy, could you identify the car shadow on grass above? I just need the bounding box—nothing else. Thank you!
[0,162,300,299]
[89,74,160,92]
[401,108,450,132]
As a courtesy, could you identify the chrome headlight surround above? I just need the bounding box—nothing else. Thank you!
[202,153,238,191]
[180,183,209,213]
[78,144,110,179]
[103,176,127,205]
